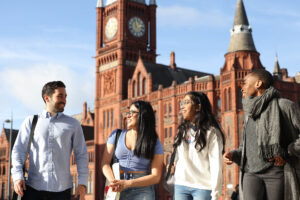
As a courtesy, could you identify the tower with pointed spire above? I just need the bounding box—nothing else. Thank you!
[94,0,158,198]
[220,0,264,192]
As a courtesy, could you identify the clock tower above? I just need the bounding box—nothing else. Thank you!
[94,0,157,198]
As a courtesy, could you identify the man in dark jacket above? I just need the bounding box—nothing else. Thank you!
[223,69,300,200]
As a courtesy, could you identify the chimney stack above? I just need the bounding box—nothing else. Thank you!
[170,51,176,70]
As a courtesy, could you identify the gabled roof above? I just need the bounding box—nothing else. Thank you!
[3,128,19,149]
[143,62,211,90]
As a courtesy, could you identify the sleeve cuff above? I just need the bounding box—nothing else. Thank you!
[78,176,88,187]
[12,173,24,183]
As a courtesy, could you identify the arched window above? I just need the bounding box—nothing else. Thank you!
[170,127,173,137]
[111,109,114,127]
[133,80,137,97]
[103,111,106,129]
[228,87,232,111]
[165,128,168,138]
[224,88,228,111]
[138,72,142,96]
[1,183,5,200]
[107,111,110,128]
[142,78,147,95]
[238,87,243,109]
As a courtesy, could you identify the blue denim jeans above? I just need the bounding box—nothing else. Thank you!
[119,172,155,200]
[174,185,211,200]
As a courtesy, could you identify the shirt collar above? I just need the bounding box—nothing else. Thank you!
[42,109,64,119]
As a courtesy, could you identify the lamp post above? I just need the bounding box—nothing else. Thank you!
[5,113,13,200]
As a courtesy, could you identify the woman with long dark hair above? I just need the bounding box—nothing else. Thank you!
[173,91,224,200]
[102,100,164,200]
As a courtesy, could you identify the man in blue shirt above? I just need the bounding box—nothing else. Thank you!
[12,81,89,200]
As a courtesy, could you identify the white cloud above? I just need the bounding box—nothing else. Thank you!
[157,5,231,28]
[0,47,44,60]
[0,63,94,115]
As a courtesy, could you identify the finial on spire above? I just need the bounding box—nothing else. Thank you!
[233,0,249,26]
[273,53,282,79]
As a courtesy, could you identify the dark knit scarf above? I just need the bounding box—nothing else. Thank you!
[242,86,286,160]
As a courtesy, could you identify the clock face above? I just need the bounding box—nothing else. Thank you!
[128,17,145,37]
[105,17,118,40]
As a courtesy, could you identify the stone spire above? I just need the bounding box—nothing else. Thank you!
[228,0,256,53]
[273,54,282,79]
[97,0,103,7]
[149,0,156,5]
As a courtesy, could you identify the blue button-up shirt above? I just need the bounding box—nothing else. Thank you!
[11,110,89,192]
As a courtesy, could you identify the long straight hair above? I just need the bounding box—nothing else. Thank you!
[174,91,225,153]
[132,100,158,160]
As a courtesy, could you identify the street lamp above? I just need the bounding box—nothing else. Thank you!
[5,114,13,200]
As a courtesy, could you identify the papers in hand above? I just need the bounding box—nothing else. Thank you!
[105,163,120,200]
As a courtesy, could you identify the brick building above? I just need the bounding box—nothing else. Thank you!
[93,0,300,199]
[0,0,299,200]
[71,102,95,200]
[0,128,18,200]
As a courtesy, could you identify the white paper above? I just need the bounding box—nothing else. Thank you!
[105,163,120,200]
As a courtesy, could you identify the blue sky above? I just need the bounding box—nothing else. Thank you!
[1,0,300,129]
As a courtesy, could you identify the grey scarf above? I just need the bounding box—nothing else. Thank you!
[242,86,286,159]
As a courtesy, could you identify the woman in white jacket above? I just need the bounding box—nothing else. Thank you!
[173,91,225,200]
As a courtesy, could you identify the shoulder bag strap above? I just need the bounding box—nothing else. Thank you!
[23,115,38,172]
[111,129,122,165]
[114,129,122,148]
[166,147,177,180]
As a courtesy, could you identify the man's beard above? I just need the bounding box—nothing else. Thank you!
[55,103,65,113]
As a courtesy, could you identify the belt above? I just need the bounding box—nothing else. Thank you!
[120,170,148,174]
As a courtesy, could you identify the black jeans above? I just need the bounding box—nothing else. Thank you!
[243,166,284,200]
[22,185,71,200]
